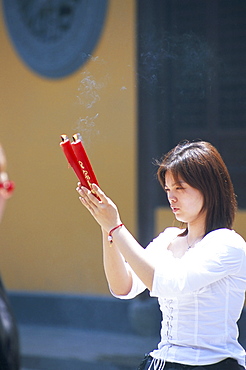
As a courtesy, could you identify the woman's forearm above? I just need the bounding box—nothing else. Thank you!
[108,225,154,291]
[102,229,133,296]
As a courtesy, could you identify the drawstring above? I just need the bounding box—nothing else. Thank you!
[148,357,166,370]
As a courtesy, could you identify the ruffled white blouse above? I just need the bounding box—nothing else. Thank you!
[114,227,246,368]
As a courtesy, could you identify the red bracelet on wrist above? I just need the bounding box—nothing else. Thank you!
[108,223,124,244]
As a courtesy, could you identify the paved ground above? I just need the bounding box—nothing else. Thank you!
[19,324,159,370]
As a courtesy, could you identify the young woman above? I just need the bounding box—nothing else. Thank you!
[0,144,20,370]
[77,140,246,370]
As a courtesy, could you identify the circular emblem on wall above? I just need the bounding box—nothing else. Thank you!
[2,0,108,79]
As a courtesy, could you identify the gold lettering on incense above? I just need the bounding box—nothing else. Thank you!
[78,161,93,190]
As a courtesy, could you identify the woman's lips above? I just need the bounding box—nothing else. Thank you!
[171,206,179,213]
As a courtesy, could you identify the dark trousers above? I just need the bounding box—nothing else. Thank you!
[138,355,245,370]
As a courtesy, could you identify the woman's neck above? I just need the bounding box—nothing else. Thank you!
[187,220,206,245]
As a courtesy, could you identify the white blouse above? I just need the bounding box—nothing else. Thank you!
[114,227,246,368]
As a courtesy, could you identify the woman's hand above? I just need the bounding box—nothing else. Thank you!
[76,183,122,233]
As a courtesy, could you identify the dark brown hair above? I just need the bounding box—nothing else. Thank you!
[157,140,237,235]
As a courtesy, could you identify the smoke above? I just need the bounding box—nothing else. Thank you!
[75,54,109,144]
[138,32,219,95]
[73,114,99,146]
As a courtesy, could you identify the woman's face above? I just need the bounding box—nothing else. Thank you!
[164,171,206,226]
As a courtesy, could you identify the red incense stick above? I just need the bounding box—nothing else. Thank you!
[60,134,99,198]
[71,133,99,187]
[60,135,88,188]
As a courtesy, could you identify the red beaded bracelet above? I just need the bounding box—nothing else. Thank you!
[108,223,124,244]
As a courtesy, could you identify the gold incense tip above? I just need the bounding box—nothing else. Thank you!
[72,133,82,142]
[60,134,69,142]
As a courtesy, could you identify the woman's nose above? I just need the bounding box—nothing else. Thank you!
[168,192,177,203]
